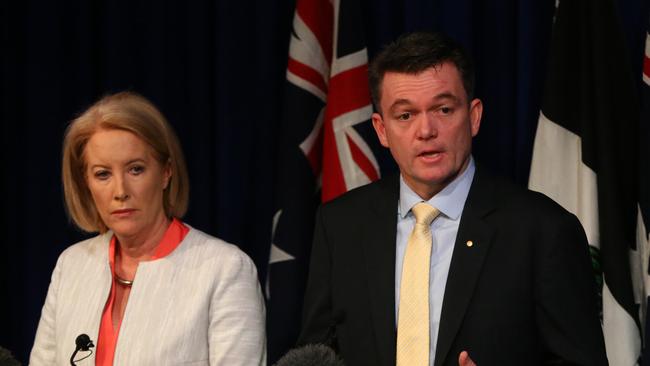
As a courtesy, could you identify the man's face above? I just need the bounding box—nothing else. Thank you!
[372,63,482,200]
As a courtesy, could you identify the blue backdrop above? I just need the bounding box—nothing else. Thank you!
[1,0,647,363]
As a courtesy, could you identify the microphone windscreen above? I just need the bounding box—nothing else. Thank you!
[75,334,93,350]
[274,344,345,366]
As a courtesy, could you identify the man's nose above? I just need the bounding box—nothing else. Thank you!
[416,113,437,140]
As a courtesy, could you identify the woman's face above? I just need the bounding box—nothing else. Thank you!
[84,129,171,239]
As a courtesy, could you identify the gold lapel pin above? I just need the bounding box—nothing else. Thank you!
[466,240,474,247]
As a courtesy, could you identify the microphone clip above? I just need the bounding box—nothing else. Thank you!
[70,334,95,365]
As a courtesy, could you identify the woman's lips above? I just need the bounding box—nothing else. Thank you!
[111,208,136,217]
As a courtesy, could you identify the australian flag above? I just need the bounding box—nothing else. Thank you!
[266,0,381,362]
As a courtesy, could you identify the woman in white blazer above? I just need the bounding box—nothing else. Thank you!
[30,92,266,366]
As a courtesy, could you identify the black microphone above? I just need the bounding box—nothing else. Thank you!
[273,344,345,366]
[70,334,94,365]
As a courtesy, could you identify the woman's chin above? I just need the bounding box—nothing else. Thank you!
[108,222,143,239]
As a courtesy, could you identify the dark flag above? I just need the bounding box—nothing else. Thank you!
[639,22,650,366]
[266,0,380,362]
[528,0,641,363]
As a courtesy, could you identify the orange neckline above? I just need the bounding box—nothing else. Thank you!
[95,218,189,366]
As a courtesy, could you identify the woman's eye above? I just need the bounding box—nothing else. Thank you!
[130,165,145,175]
[397,112,411,121]
[94,170,110,180]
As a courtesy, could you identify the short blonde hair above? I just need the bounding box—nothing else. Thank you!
[62,91,189,233]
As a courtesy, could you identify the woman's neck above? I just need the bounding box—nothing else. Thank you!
[115,215,171,263]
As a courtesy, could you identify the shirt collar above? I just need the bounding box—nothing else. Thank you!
[398,157,475,220]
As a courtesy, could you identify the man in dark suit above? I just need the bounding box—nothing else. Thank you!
[298,32,607,366]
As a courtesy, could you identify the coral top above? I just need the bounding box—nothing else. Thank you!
[95,218,189,366]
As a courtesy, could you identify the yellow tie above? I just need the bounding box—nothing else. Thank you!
[397,202,440,366]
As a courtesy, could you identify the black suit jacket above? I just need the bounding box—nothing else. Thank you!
[298,168,607,366]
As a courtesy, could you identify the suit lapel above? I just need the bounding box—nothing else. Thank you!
[434,169,498,366]
[361,175,400,366]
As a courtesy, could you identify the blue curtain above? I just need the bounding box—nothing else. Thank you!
[1,0,647,363]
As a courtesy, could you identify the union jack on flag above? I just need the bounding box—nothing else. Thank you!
[266,0,381,362]
[286,0,380,201]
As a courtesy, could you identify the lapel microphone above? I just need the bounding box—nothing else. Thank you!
[70,334,94,365]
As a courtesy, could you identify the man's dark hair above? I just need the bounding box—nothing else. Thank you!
[368,32,475,114]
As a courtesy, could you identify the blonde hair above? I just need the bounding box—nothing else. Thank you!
[62,91,189,233]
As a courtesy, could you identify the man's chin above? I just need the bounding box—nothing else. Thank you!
[415,171,453,186]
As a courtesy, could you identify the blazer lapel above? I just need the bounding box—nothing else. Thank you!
[434,169,498,366]
[361,175,400,366]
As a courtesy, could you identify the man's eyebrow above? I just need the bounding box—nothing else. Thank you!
[432,92,461,103]
[388,99,412,112]
[386,93,464,114]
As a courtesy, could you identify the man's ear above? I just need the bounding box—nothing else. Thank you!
[469,98,483,137]
[372,112,389,148]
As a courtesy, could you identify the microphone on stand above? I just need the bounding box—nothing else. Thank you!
[69,334,94,365]
[277,311,346,365]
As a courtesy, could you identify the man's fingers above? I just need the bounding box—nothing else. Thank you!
[458,351,477,366]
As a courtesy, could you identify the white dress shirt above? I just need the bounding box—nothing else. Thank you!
[395,157,475,366]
